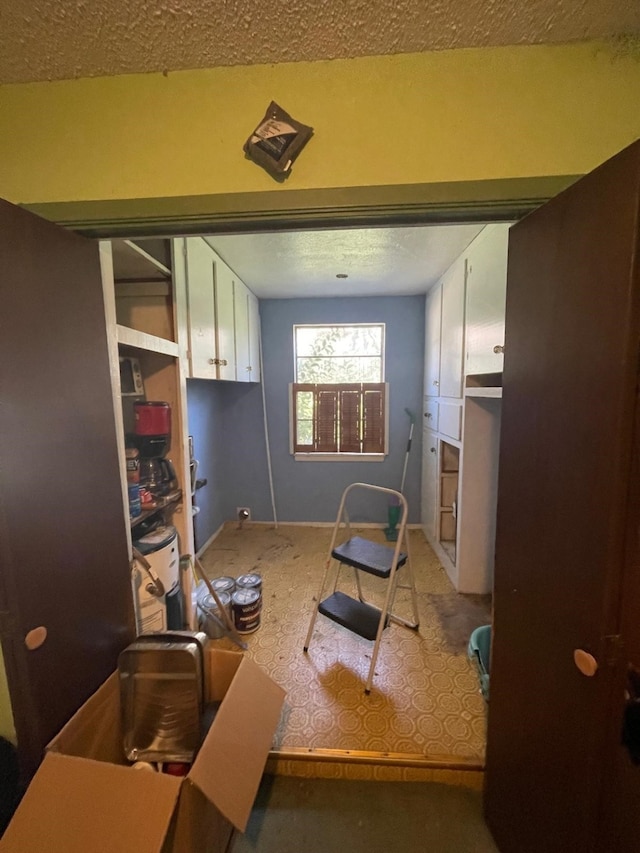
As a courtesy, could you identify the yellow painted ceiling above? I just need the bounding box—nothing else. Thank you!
[1,0,638,84]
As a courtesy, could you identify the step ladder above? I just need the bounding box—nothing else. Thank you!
[303,482,420,694]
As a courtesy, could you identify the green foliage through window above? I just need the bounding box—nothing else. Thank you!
[294,324,384,384]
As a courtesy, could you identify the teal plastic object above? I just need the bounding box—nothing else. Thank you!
[468,624,491,701]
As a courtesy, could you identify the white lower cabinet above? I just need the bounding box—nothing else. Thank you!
[421,428,438,542]
[421,223,510,593]
[438,401,462,441]
[456,397,502,594]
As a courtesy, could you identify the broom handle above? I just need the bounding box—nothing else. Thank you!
[193,555,248,651]
[399,421,414,495]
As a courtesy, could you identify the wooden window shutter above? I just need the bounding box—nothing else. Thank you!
[339,385,361,452]
[292,382,385,455]
[362,383,385,453]
[315,386,339,452]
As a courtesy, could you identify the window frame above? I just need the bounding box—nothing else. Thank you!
[290,323,388,461]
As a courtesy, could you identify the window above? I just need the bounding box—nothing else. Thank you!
[291,324,387,457]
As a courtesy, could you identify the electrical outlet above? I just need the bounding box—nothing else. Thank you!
[237,507,251,522]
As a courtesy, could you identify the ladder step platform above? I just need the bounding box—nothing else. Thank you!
[318,591,389,641]
[331,536,407,578]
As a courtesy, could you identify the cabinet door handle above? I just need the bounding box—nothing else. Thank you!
[493,345,504,354]
[424,412,432,419]
[208,358,215,365]
[433,380,439,387]
[430,447,436,453]
[211,358,229,366]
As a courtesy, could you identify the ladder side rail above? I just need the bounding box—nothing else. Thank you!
[303,484,352,651]
[365,556,402,693]
[388,525,420,629]
[352,566,365,602]
[364,492,410,692]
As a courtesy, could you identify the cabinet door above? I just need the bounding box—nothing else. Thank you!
[421,428,438,542]
[247,290,261,383]
[185,237,217,379]
[185,238,236,381]
[234,280,251,383]
[439,256,466,398]
[0,198,135,779]
[214,259,236,381]
[465,224,509,375]
[424,284,442,396]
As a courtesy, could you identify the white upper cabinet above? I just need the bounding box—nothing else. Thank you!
[439,255,466,399]
[185,237,217,379]
[184,237,236,380]
[233,281,261,383]
[213,257,237,381]
[247,289,261,383]
[465,224,510,376]
[424,283,442,397]
[184,236,259,383]
[234,279,251,382]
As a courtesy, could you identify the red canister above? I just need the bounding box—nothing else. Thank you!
[134,401,171,436]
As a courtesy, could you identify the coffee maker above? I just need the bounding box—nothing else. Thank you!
[133,401,179,497]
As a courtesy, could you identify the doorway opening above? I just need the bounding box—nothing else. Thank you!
[126,213,512,780]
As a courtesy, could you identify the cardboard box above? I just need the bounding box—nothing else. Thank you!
[0,648,285,852]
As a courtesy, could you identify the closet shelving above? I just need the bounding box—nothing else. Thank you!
[439,441,460,563]
[105,238,193,557]
[464,372,503,399]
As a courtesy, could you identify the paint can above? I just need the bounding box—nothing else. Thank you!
[231,588,261,634]
[197,589,232,640]
[211,576,236,597]
[235,573,262,594]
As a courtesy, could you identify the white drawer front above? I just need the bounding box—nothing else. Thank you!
[422,399,439,432]
[439,402,462,441]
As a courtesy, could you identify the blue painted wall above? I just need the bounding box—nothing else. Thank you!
[187,295,425,544]
[187,379,272,550]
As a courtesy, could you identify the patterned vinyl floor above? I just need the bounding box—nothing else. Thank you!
[198,524,491,782]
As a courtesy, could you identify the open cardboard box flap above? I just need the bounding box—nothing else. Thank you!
[0,646,285,851]
[188,651,286,832]
[0,752,182,853]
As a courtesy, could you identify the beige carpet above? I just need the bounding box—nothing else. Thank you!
[198,524,490,783]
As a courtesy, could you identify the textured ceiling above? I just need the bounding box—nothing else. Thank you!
[1,0,639,84]
[204,223,486,298]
